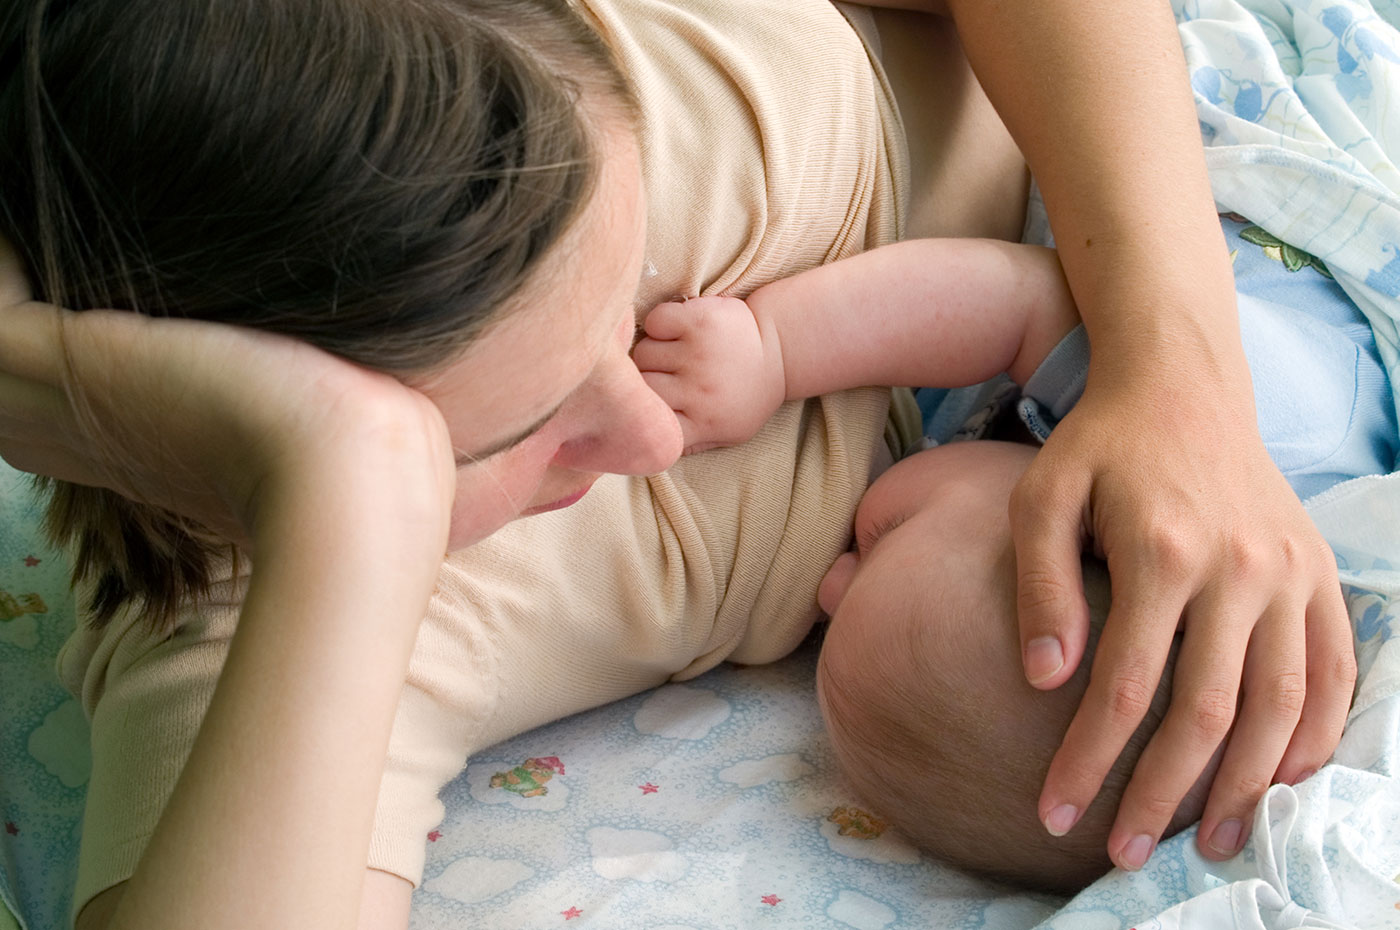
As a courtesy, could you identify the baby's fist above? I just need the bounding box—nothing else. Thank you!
[634,296,784,453]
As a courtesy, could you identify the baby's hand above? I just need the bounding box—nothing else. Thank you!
[634,296,785,454]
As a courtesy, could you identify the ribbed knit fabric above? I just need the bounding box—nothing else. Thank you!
[57,0,909,914]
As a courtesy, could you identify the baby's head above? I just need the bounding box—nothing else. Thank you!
[815,446,1213,894]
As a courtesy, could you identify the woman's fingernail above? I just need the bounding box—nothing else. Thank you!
[1118,834,1156,871]
[1025,636,1065,685]
[1207,819,1244,856]
[1043,804,1080,837]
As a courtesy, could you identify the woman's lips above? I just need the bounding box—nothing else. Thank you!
[522,480,597,516]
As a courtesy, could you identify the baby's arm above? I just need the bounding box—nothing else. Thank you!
[635,238,1080,450]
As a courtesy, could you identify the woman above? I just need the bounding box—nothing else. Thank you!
[0,0,1351,927]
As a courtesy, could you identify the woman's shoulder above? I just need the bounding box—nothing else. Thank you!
[57,560,247,716]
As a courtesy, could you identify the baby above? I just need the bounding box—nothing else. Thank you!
[814,440,1210,893]
[635,222,1396,891]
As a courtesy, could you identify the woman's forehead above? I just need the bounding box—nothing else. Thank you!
[414,120,646,457]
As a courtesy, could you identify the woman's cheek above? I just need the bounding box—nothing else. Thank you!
[445,455,549,551]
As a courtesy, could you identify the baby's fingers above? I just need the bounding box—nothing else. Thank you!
[641,299,700,341]
[632,335,687,375]
[639,370,689,415]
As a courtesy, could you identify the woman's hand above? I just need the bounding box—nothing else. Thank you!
[1011,364,1355,870]
[0,237,455,559]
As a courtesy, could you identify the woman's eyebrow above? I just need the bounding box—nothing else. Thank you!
[454,399,565,466]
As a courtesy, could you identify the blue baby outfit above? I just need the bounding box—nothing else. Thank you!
[1015,214,1399,501]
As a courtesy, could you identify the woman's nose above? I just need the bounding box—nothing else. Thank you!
[553,354,684,476]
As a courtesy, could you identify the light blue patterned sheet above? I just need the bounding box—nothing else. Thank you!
[0,467,83,930]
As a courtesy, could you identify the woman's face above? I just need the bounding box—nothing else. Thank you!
[415,112,683,550]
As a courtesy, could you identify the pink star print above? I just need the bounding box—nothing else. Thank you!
[22,556,39,567]
[561,906,583,920]
[427,830,442,842]
[4,822,17,836]
[761,894,781,907]
[639,783,659,794]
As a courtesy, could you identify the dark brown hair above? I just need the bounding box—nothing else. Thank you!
[0,0,635,631]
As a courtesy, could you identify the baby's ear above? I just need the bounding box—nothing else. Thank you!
[818,550,860,616]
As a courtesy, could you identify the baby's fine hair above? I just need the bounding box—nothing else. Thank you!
[817,558,1208,895]
[0,0,634,631]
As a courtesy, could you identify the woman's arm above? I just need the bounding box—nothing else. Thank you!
[857,0,1354,869]
[1,258,455,927]
[108,445,451,930]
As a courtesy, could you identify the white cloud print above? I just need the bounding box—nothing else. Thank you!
[423,857,534,905]
[717,753,814,789]
[827,890,896,930]
[0,613,38,649]
[633,685,730,740]
[28,699,91,788]
[587,827,688,883]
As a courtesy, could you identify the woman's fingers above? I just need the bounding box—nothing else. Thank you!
[1037,563,1183,844]
[1008,458,1093,691]
[1273,582,1355,784]
[1191,600,1303,860]
[1109,585,1256,868]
